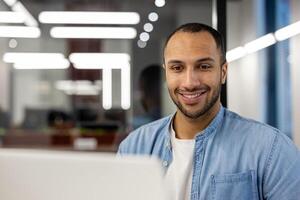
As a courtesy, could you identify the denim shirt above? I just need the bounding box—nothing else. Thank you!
[118,107,300,200]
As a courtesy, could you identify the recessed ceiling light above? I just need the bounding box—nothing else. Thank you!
[137,40,147,48]
[8,39,18,48]
[155,0,166,7]
[144,23,154,32]
[148,12,159,22]
[140,32,150,42]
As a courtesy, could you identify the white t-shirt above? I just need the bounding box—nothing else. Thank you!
[164,123,195,200]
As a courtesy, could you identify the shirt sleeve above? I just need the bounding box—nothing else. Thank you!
[263,133,300,200]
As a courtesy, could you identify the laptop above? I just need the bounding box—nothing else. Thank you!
[0,148,166,200]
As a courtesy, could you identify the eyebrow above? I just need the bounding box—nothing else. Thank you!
[167,57,215,65]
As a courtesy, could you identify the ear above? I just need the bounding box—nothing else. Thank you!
[221,62,228,84]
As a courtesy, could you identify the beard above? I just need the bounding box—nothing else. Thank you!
[168,81,222,119]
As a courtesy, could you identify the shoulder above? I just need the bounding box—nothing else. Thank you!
[223,109,281,138]
[118,115,172,154]
[221,109,298,156]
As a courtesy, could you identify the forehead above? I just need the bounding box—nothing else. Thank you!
[164,31,219,60]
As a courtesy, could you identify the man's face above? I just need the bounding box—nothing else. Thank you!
[164,31,227,119]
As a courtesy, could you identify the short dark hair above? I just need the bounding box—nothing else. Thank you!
[163,23,226,64]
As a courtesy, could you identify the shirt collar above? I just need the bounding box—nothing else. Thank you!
[164,105,225,141]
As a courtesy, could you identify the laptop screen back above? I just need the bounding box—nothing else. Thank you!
[0,149,166,200]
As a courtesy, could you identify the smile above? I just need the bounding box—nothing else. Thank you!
[178,90,207,104]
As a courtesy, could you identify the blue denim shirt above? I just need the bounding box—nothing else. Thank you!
[118,107,300,200]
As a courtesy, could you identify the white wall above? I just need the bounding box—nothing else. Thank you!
[227,0,265,121]
[291,0,300,147]
[0,4,10,111]
[227,0,300,148]
[0,39,10,111]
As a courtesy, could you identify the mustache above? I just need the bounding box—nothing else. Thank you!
[175,85,210,93]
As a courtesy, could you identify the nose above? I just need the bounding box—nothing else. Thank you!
[182,68,200,90]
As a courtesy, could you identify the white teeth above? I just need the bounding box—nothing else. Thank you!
[183,93,201,99]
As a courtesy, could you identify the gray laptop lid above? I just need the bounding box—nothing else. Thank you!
[0,149,166,200]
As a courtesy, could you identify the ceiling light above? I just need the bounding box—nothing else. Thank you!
[8,39,18,48]
[275,21,300,41]
[137,40,147,48]
[4,52,65,63]
[3,53,69,69]
[12,2,38,27]
[244,33,276,53]
[140,32,150,42]
[144,23,153,32]
[69,53,131,109]
[148,12,159,22]
[56,80,101,96]
[121,65,131,110]
[13,61,69,70]
[69,53,130,69]
[226,47,246,62]
[3,0,17,6]
[100,62,131,110]
[155,0,166,7]
[39,11,140,25]
[0,26,40,38]
[50,27,137,39]
[102,68,112,110]
[0,11,26,23]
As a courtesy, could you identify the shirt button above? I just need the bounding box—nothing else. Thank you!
[163,161,168,167]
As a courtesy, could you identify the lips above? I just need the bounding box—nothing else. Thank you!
[178,90,207,105]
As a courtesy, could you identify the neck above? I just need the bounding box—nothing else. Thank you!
[173,103,221,139]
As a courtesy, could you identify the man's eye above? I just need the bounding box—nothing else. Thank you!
[170,65,182,72]
[198,64,211,70]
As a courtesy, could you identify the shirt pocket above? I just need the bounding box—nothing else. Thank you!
[210,170,259,200]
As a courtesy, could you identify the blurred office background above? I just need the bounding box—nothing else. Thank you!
[0,0,299,152]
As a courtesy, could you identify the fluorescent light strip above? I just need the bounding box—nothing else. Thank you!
[121,63,131,110]
[39,11,140,25]
[102,68,112,110]
[244,33,276,54]
[227,21,300,63]
[275,20,300,41]
[50,27,137,39]
[69,53,130,69]
[56,80,101,96]
[13,60,69,69]
[0,11,26,23]
[12,2,38,27]
[69,53,131,109]
[3,0,17,7]
[0,26,40,38]
[3,53,69,69]
[226,46,246,62]
[4,52,65,63]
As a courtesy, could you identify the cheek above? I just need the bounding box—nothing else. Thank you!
[203,74,222,88]
[165,73,178,89]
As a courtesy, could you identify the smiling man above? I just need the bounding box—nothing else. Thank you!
[118,23,300,200]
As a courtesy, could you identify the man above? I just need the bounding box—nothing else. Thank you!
[118,23,300,200]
